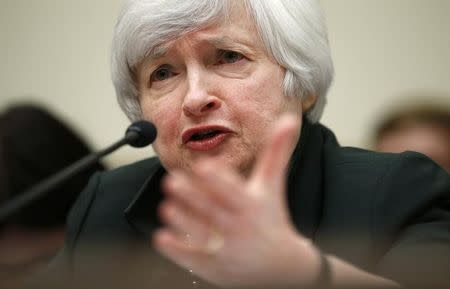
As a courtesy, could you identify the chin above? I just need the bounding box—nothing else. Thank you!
[211,153,255,177]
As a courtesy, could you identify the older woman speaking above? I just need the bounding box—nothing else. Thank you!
[44,1,450,289]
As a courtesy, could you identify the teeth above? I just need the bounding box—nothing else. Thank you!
[191,130,219,141]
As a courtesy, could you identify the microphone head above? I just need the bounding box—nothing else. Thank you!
[125,121,157,148]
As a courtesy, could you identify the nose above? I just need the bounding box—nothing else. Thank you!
[182,68,221,118]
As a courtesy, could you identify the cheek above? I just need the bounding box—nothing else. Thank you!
[249,71,302,116]
[140,97,180,153]
[230,72,287,121]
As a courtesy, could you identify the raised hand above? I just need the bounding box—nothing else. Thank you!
[153,114,321,288]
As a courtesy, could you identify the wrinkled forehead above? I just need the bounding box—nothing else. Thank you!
[119,0,253,69]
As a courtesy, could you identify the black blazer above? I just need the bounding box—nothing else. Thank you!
[45,121,450,289]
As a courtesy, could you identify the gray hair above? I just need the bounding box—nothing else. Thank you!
[111,0,334,123]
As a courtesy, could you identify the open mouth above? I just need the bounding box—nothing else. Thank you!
[190,129,222,141]
[182,126,232,151]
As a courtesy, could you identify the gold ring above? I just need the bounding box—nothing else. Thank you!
[204,229,224,254]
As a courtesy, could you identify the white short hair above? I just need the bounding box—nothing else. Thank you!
[111,0,334,123]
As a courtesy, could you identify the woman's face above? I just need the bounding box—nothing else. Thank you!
[137,7,304,175]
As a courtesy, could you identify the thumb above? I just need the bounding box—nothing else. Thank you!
[251,114,302,192]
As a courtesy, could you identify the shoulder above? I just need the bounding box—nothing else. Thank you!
[323,143,448,188]
[65,157,162,246]
[94,157,161,195]
[320,144,449,236]
[323,144,450,234]
[71,155,161,212]
[100,157,162,185]
[73,157,161,208]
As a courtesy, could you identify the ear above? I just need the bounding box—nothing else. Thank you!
[302,94,317,112]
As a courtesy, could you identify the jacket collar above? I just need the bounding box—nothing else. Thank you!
[124,164,166,237]
[125,119,336,241]
[286,119,331,239]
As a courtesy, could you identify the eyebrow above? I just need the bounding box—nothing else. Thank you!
[208,36,240,47]
[207,36,255,52]
[145,44,170,61]
[144,35,255,63]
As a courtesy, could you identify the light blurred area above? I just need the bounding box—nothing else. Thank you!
[320,0,450,147]
[371,98,450,172]
[1,0,450,168]
[0,0,153,169]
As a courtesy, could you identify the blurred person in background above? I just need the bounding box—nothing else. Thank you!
[374,103,450,172]
[0,104,105,289]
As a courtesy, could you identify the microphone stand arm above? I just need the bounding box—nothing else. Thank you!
[0,136,131,222]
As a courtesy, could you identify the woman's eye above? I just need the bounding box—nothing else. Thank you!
[217,50,244,64]
[150,65,174,82]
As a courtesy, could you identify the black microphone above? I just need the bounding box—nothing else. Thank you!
[0,121,157,221]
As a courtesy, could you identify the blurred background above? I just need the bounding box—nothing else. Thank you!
[1,0,449,168]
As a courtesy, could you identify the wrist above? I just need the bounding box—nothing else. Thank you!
[315,252,332,289]
[286,236,325,288]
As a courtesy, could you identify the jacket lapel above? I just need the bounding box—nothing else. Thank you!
[124,164,166,237]
[287,120,331,240]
